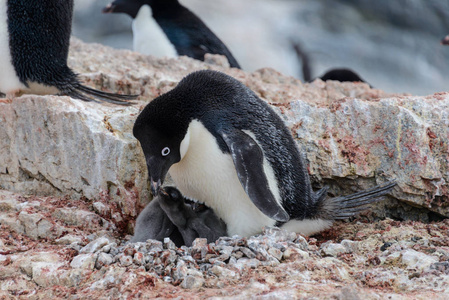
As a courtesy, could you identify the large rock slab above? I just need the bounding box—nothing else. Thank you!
[0,38,448,220]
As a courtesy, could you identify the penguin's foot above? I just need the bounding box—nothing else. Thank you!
[4,89,23,101]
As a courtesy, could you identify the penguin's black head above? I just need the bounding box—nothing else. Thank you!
[103,0,179,18]
[320,68,366,83]
[133,94,190,196]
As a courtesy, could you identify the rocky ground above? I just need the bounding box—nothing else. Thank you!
[1,190,448,299]
[0,39,448,299]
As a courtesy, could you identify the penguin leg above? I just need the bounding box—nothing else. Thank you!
[4,89,23,101]
[219,129,289,222]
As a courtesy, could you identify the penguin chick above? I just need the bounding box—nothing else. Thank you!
[103,0,241,68]
[133,70,396,237]
[131,186,227,246]
[0,0,135,105]
[130,188,184,246]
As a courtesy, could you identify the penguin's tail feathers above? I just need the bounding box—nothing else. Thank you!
[66,83,138,105]
[315,181,396,220]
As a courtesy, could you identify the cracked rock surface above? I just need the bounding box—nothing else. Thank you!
[0,39,448,298]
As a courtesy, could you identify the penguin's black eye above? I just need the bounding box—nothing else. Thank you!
[161,147,171,156]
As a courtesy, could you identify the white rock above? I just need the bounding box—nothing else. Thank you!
[401,249,439,271]
[80,236,113,253]
[70,253,97,269]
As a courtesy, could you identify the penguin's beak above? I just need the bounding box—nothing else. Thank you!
[150,178,161,196]
[102,3,116,13]
[442,35,449,45]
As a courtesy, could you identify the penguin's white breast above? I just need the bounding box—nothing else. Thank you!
[132,5,177,58]
[169,120,277,237]
[0,0,26,94]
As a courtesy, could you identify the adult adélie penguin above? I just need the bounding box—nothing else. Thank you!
[0,0,135,104]
[103,0,241,68]
[133,70,396,237]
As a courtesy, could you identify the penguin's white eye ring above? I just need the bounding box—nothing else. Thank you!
[161,147,170,156]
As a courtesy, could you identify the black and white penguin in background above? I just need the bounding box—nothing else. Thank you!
[0,0,135,104]
[292,42,371,86]
[131,186,227,246]
[133,70,396,237]
[103,0,241,68]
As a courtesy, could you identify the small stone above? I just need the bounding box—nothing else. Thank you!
[204,53,230,68]
[293,235,309,250]
[92,202,108,215]
[380,242,393,251]
[19,212,60,239]
[283,247,309,260]
[70,253,97,269]
[268,247,283,261]
[401,249,439,271]
[240,247,256,259]
[180,275,204,289]
[163,238,177,250]
[133,252,144,265]
[102,244,111,253]
[210,265,238,278]
[192,238,208,248]
[95,253,113,269]
[69,242,82,252]
[341,240,358,253]
[80,237,112,253]
[321,241,347,257]
[55,234,83,245]
[119,254,133,267]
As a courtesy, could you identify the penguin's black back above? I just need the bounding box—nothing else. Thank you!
[7,0,77,87]
[150,1,241,69]
[135,70,317,219]
[319,68,366,83]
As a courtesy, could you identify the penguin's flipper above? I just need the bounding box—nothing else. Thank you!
[220,130,289,222]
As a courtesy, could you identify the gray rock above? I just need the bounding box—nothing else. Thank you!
[180,275,204,289]
[321,241,348,257]
[80,237,113,253]
[92,202,108,215]
[119,254,133,267]
[401,249,439,271]
[55,235,83,245]
[341,240,359,253]
[1,39,448,223]
[283,247,309,260]
[95,252,113,269]
[71,253,97,269]
[18,211,60,240]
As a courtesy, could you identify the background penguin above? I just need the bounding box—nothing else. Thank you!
[103,0,241,68]
[0,0,135,104]
[133,70,396,237]
[442,35,449,45]
[292,42,370,85]
[131,186,227,246]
